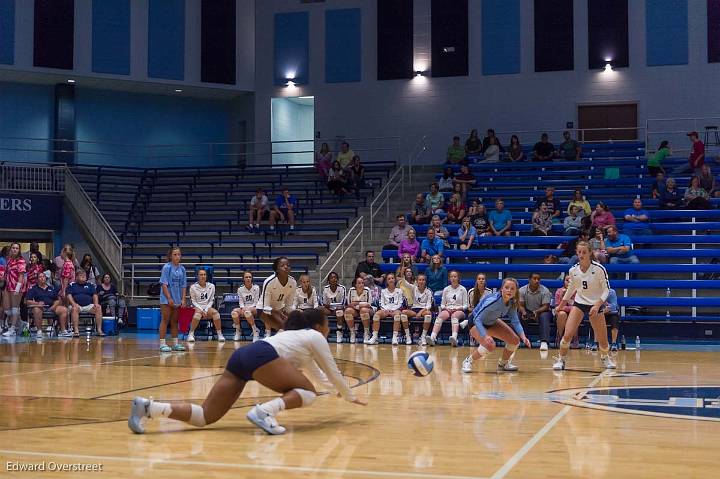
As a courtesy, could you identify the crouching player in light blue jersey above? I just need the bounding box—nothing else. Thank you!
[461,278,531,373]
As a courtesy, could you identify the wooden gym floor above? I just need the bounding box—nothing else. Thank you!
[0,335,718,478]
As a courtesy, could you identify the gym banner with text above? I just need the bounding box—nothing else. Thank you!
[0,193,63,230]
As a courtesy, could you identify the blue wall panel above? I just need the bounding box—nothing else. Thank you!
[274,12,309,85]
[482,0,520,75]
[0,0,14,65]
[325,9,361,83]
[148,0,185,80]
[646,0,687,66]
[0,82,54,162]
[92,0,130,75]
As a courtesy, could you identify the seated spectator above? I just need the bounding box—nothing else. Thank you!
[605,288,621,351]
[355,251,384,285]
[385,214,410,252]
[430,215,451,246]
[187,268,224,342]
[452,164,476,203]
[409,193,431,225]
[465,129,482,157]
[438,166,455,192]
[22,242,42,264]
[605,225,640,265]
[532,133,555,161]
[647,140,670,177]
[531,202,553,236]
[457,216,477,250]
[536,186,561,223]
[519,273,553,351]
[398,228,421,260]
[269,187,298,232]
[482,129,504,154]
[248,188,269,231]
[347,155,366,195]
[489,199,512,236]
[445,194,466,224]
[421,229,445,262]
[651,172,667,199]
[507,135,525,162]
[623,198,652,237]
[567,189,591,216]
[558,130,581,161]
[327,160,352,197]
[25,252,44,291]
[425,255,448,293]
[564,205,583,236]
[67,269,104,336]
[684,175,712,209]
[589,227,608,263]
[363,275,382,310]
[96,273,126,321]
[395,253,419,278]
[483,136,500,162]
[26,271,69,338]
[425,183,445,214]
[659,178,681,209]
[80,254,100,285]
[698,164,718,197]
[446,136,466,164]
[468,273,492,308]
[590,202,616,230]
[315,142,332,179]
[336,141,355,169]
[671,131,704,176]
[557,231,589,267]
[469,202,491,237]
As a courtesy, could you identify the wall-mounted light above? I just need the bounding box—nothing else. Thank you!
[67,79,75,83]
[286,79,296,87]
[415,70,424,77]
[604,62,613,72]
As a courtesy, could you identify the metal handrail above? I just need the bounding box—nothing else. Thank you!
[63,168,123,285]
[369,166,405,239]
[316,217,364,289]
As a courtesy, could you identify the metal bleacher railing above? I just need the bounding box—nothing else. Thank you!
[316,217,364,289]
[1,161,123,285]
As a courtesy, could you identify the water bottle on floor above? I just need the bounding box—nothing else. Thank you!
[635,335,641,350]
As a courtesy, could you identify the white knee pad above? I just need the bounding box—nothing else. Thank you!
[193,313,202,321]
[393,313,401,322]
[476,345,489,358]
[336,311,345,321]
[505,342,519,353]
[294,388,316,407]
[243,310,253,320]
[360,312,370,322]
[231,310,239,320]
[423,314,432,323]
[189,404,207,427]
[400,314,408,323]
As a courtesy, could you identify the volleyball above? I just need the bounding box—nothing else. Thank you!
[407,351,434,377]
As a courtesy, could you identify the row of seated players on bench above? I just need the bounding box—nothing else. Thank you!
[192,271,622,352]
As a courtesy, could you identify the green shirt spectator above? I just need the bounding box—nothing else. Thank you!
[447,136,465,164]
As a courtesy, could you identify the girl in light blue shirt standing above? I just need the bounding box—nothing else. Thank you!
[159,247,187,352]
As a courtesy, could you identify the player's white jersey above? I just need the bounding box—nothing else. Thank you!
[322,284,347,309]
[379,287,405,311]
[469,287,493,307]
[190,282,215,312]
[411,285,434,310]
[294,286,319,310]
[237,284,260,308]
[563,261,610,306]
[258,274,297,313]
[347,286,372,306]
[441,284,469,310]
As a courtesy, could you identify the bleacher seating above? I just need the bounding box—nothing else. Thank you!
[72,161,396,295]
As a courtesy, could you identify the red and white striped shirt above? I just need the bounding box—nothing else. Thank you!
[5,256,26,292]
[25,263,44,291]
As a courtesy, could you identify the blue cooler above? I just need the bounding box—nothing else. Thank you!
[136,308,161,329]
[102,317,117,335]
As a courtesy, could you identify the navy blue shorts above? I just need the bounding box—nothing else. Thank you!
[573,303,605,315]
[225,341,279,381]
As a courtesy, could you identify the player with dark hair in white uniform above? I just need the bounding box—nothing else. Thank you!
[553,241,616,370]
[367,273,408,345]
[231,270,260,342]
[257,257,296,338]
[320,272,347,343]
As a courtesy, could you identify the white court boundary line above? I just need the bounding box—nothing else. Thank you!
[489,372,608,479]
[0,354,162,378]
[0,449,487,479]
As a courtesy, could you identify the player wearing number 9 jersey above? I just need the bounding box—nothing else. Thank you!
[366,273,408,345]
[258,257,297,338]
[232,271,261,342]
[553,241,615,371]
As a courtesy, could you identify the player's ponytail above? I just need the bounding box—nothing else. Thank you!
[285,310,307,330]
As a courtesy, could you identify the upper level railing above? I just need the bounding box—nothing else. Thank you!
[1,161,122,285]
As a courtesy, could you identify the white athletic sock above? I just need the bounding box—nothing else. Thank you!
[430,332,437,340]
[371,331,378,339]
[465,355,474,363]
[421,330,427,338]
[159,339,167,346]
[173,338,180,346]
[392,331,398,340]
[259,397,286,416]
[148,400,172,419]
[404,328,411,337]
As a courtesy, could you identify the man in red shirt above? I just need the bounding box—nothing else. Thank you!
[674,131,705,175]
